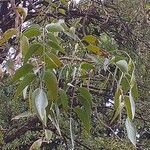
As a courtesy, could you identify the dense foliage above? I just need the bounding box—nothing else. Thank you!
[0,0,150,149]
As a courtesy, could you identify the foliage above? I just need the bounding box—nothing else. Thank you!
[0,0,150,149]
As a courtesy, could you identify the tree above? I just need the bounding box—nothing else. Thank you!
[0,0,150,149]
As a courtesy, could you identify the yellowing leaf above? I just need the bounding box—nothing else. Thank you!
[82,35,98,45]
[15,6,27,20]
[0,28,17,46]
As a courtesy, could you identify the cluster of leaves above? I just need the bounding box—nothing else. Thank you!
[0,0,149,149]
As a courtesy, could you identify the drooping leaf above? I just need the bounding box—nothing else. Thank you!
[14,73,36,99]
[47,32,59,43]
[116,60,128,73]
[121,76,130,93]
[44,70,58,101]
[78,87,92,107]
[0,28,17,46]
[30,139,42,150]
[11,64,34,83]
[131,83,139,99]
[20,35,29,57]
[32,88,48,126]
[124,96,133,120]
[23,25,41,38]
[58,89,69,111]
[125,118,136,146]
[44,52,63,69]
[129,89,135,119]
[74,107,91,133]
[47,40,65,53]
[24,43,44,63]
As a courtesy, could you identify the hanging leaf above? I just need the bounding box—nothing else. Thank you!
[32,88,48,126]
[30,139,42,150]
[110,88,123,124]
[0,28,17,46]
[47,40,65,53]
[20,35,29,57]
[131,83,139,99]
[74,107,91,133]
[125,118,136,146]
[14,73,36,99]
[129,89,135,119]
[82,35,98,45]
[86,45,100,55]
[23,25,41,38]
[58,89,69,112]
[121,76,130,93]
[78,87,92,107]
[11,64,34,83]
[44,52,63,69]
[124,96,133,120]
[24,43,44,63]
[44,70,58,101]
[47,32,59,43]
[116,60,128,73]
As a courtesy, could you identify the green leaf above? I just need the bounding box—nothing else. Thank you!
[81,63,95,71]
[116,60,128,73]
[47,32,59,43]
[44,70,58,101]
[124,96,133,120]
[121,76,130,93]
[47,40,65,53]
[58,89,69,112]
[46,22,64,32]
[78,87,92,107]
[131,83,139,99]
[64,27,77,40]
[125,118,136,146]
[14,73,36,99]
[11,64,34,83]
[30,139,42,150]
[74,107,91,133]
[44,52,63,69]
[0,28,17,46]
[111,88,123,124]
[82,35,98,45]
[20,35,29,57]
[24,43,44,63]
[23,25,41,38]
[32,88,48,126]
